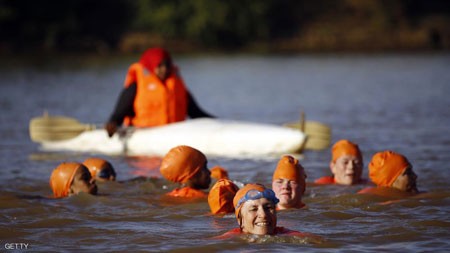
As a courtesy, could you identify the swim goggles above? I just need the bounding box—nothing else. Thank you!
[235,189,279,209]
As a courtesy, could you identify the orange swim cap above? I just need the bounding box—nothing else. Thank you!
[160,145,206,183]
[233,183,268,219]
[331,139,362,162]
[369,150,410,187]
[83,157,114,179]
[272,155,306,193]
[49,162,82,198]
[210,166,229,180]
[208,179,239,214]
[273,155,305,182]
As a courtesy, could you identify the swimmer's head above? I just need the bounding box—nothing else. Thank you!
[160,145,210,186]
[83,157,116,182]
[50,162,97,198]
[330,140,363,185]
[208,179,239,215]
[331,140,362,163]
[271,155,306,209]
[186,164,211,190]
[233,184,278,235]
[210,166,229,180]
[369,150,418,192]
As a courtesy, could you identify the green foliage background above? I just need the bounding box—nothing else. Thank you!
[1,0,449,54]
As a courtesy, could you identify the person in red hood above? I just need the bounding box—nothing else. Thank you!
[105,47,214,137]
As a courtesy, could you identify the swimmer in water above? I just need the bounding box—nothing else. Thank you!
[359,150,418,196]
[271,155,307,210]
[50,162,97,198]
[208,178,239,215]
[210,165,244,189]
[160,145,211,199]
[315,139,366,185]
[214,184,321,240]
[83,157,116,182]
[210,166,229,180]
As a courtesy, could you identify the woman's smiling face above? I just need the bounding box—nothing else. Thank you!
[239,198,277,235]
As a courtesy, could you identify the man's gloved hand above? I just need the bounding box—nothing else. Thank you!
[105,122,118,137]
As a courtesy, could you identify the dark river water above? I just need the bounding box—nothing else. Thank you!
[0,53,449,252]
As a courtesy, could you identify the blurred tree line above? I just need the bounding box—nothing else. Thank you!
[0,0,449,55]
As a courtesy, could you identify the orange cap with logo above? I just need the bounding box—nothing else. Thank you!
[49,162,81,198]
[331,139,362,162]
[160,145,206,183]
[369,150,410,187]
[233,183,267,219]
[208,179,239,214]
[83,157,112,178]
[210,166,229,180]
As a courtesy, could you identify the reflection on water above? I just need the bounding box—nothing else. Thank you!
[0,53,449,252]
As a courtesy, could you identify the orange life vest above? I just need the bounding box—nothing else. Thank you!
[123,63,187,127]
